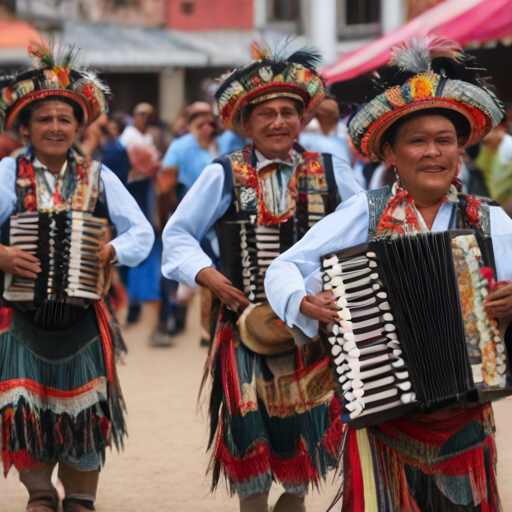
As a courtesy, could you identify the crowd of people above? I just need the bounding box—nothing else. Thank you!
[0,35,512,512]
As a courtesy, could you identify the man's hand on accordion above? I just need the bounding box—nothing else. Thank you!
[0,244,40,279]
[484,281,512,323]
[300,291,339,324]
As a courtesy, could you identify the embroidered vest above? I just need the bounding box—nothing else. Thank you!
[215,143,339,301]
[0,151,108,322]
[366,186,497,267]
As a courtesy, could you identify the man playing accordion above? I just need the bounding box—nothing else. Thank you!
[265,37,512,511]
[0,43,154,512]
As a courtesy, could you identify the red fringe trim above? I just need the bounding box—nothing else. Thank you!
[216,436,320,486]
[0,307,13,334]
[322,395,345,458]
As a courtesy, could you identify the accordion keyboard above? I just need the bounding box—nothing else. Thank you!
[322,252,417,424]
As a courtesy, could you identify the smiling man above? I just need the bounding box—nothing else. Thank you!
[161,47,361,511]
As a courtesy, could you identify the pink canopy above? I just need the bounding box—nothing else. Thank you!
[324,0,512,83]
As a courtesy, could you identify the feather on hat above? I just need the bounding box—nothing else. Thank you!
[349,35,504,161]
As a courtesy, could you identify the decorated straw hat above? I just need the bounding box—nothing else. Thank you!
[215,43,326,134]
[0,41,110,131]
[349,36,504,161]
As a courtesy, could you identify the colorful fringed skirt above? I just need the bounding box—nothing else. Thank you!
[0,302,126,475]
[207,307,343,498]
[342,403,501,511]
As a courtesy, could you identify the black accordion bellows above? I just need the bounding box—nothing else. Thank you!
[321,230,512,429]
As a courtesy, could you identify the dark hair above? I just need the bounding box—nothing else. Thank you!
[381,108,471,151]
[109,111,127,134]
[241,97,305,121]
[18,96,84,127]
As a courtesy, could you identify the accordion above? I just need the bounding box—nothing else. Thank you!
[3,210,107,313]
[321,230,512,429]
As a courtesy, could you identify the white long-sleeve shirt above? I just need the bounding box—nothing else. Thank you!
[161,152,362,286]
[0,156,155,267]
[264,191,512,341]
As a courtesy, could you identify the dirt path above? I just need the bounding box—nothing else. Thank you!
[2,300,512,511]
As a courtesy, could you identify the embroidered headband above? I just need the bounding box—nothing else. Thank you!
[348,35,504,161]
[0,41,110,131]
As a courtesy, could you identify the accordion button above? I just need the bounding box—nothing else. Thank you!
[342,379,353,391]
[387,341,401,350]
[338,375,347,384]
[387,332,398,340]
[343,332,355,343]
[379,301,391,311]
[344,391,356,401]
[343,340,356,352]
[401,392,416,404]
[369,261,378,268]
[397,381,411,391]
[327,336,336,345]
[377,292,387,299]
[383,313,394,322]
[323,255,338,269]
[396,370,409,380]
[352,379,363,389]
[370,273,379,280]
[366,252,376,258]
[353,388,364,399]
[338,308,351,321]
[348,348,360,358]
[333,353,345,365]
[331,345,342,356]
[384,323,396,332]
[393,349,403,357]
[337,297,348,308]
[391,358,405,368]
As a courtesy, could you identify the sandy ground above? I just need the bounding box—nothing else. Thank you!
[2,299,512,512]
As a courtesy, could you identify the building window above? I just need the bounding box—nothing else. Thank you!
[346,0,380,25]
[337,0,381,39]
[267,0,300,22]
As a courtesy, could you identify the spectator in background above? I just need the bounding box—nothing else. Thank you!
[0,132,22,159]
[154,102,232,347]
[299,95,365,188]
[120,103,162,325]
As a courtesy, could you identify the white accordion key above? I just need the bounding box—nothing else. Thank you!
[395,370,409,380]
[359,344,387,356]
[363,375,394,391]
[327,336,336,345]
[338,308,351,321]
[387,341,401,350]
[377,292,387,299]
[362,387,398,404]
[351,306,380,318]
[379,301,391,311]
[329,276,345,287]
[333,353,345,365]
[326,265,342,278]
[338,375,347,384]
[387,332,398,340]
[396,381,412,391]
[355,363,393,381]
[366,252,376,258]
[331,345,342,356]
[393,349,402,357]
[401,392,416,404]
[342,379,353,391]
[384,323,396,332]
[391,357,405,368]
[336,296,348,308]
[343,339,356,352]
[382,313,394,322]
[352,379,364,389]
[343,332,355,343]
[323,255,338,269]
[348,347,361,358]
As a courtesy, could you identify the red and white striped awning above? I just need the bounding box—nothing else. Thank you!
[324,0,512,83]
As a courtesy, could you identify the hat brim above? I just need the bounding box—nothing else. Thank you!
[357,98,492,161]
[6,89,94,130]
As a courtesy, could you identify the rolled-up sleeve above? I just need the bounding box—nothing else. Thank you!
[0,157,17,225]
[161,163,231,286]
[102,165,155,267]
[265,191,369,339]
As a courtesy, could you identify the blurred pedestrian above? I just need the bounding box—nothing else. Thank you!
[155,102,226,346]
[120,103,162,325]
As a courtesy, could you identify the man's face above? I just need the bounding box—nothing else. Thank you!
[20,101,79,159]
[134,112,150,130]
[242,98,302,159]
[189,113,216,139]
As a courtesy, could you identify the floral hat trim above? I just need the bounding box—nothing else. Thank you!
[348,37,504,161]
[0,41,110,132]
[215,45,326,132]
